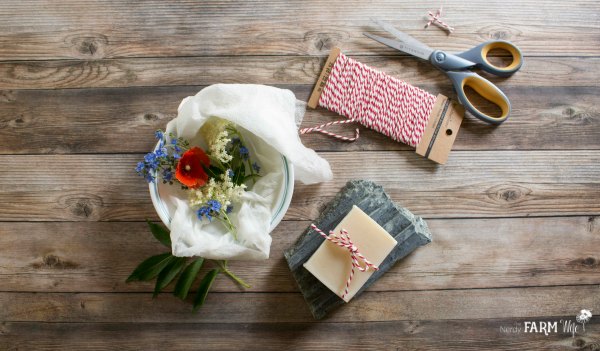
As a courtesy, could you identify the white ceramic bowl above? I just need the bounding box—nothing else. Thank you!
[149,141,294,232]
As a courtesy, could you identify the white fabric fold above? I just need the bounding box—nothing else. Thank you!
[164,84,332,260]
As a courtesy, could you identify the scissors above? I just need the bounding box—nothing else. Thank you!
[365,19,523,124]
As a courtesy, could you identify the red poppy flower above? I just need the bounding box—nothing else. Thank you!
[175,147,210,188]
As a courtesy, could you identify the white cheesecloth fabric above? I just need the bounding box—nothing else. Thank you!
[164,84,332,260]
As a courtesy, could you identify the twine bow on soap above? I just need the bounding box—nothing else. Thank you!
[310,224,379,299]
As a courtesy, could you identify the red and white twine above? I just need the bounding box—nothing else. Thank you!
[310,223,379,300]
[425,6,455,33]
[299,119,359,141]
[300,52,436,148]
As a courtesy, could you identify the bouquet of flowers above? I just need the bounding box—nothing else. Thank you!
[128,118,259,310]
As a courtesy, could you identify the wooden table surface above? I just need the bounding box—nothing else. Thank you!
[1,1,599,350]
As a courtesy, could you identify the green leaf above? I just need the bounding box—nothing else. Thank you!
[153,257,187,297]
[193,268,220,311]
[233,164,245,185]
[126,253,173,282]
[146,220,171,247]
[204,165,224,179]
[174,258,205,300]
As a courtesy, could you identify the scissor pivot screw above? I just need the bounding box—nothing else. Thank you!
[435,52,446,62]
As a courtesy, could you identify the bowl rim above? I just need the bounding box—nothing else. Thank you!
[149,149,294,233]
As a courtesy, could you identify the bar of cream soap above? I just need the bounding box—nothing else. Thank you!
[303,205,398,302]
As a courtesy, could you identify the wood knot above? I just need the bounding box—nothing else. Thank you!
[487,184,531,204]
[491,31,509,40]
[500,189,519,201]
[0,90,16,102]
[478,25,522,42]
[304,30,348,53]
[143,113,160,121]
[66,33,108,59]
[405,321,420,334]
[73,201,94,217]
[83,41,98,55]
[315,37,331,51]
[31,254,79,269]
[563,106,597,125]
[8,115,30,128]
[567,257,599,269]
[581,341,600,351]
[573,338,586,348]
[59,194,104,219]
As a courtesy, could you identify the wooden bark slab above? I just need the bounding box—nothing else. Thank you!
[285,180,431,319]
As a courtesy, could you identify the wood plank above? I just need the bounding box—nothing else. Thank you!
[0,0,598,60]
[1,217,597,293]
[1,318,598,350]
[0,151,597,221]
[291,150,600,220]
[1,84,599,154]
[1,286,598,323]
[1,56,598,90]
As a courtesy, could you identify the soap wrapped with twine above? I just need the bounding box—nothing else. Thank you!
[284,180,432,319]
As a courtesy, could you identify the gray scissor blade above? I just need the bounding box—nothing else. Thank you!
[364,33,433,61]
[370,18,433,54]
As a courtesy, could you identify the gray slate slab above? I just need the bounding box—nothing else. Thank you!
[284,180,432,319]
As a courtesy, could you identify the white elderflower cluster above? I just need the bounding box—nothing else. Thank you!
[209,130,233,164]
[189,172,246,209]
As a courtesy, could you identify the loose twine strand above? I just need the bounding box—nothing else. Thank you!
[310,224,379,300]
[425,6,455,33]
[300,52,436,148]
[299,119,359,141]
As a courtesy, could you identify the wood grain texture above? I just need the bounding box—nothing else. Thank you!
[0,217,598,293]
[1,319,598,351]
[1,286,599,323]
[1,151,596,221]
[1,0,600,348]
[1,84,599,154]
[0,0,599,60]
[1,56,599,90]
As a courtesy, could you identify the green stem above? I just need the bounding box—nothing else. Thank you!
[245,158,257,185]
[216,212,237,241]
[217,260,251,288]
[208,156,226,171]
[232,127,258,186]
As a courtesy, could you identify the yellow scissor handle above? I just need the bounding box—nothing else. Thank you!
[456,40,523,77]
[446,71,511,124]
[481,41,523,73]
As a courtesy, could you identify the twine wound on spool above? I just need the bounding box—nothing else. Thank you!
[300,52,436,148]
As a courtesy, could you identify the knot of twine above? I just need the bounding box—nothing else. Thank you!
[310,224,379,299]
[425,7,454,33]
